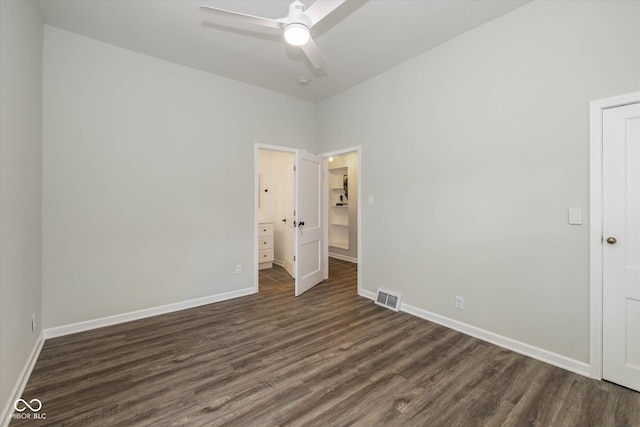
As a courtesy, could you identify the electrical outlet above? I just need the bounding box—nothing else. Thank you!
[235,264,242,275]
[455,296,464,310]
[32,314,36,332]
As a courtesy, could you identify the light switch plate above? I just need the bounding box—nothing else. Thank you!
[569,208,582,225]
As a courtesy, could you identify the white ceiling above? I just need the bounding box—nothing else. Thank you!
[37,0,530,103]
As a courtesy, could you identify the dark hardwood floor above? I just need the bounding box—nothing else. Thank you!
[11,258,640,426]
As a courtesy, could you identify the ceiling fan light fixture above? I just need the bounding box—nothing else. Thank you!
[199,0,345,69]
[284,23,310,46]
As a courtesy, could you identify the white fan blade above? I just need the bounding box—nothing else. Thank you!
[305,0,346,27]
[301,37,327,69]
[199,5,283,30]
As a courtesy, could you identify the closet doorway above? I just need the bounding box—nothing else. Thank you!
[322,146,361,294]
[257,147,295,291]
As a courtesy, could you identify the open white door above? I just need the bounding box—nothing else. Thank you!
[602,102,640,392]
[295,151,324,296]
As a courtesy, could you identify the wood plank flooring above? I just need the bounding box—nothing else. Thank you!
[10,259,640,426]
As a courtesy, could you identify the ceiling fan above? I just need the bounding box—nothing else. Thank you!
[200,0,346,69]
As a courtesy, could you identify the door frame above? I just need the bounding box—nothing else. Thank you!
[589,91,640,380]
[320,145,362,296]
[254,143,298,293]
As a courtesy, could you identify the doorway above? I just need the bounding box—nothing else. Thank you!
[255,145,325,296]
[257,147,296,293]
[322,146,362,294]
[590,91,640,392]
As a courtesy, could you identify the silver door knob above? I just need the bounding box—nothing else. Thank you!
[606,237,617,244]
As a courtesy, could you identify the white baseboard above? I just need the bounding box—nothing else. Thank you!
[359,289,376,300]
[358,290,590,377]
[328,253,358,264]
[44,287,256,339]
[1,331,45,427]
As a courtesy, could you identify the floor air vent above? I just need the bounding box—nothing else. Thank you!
[375,288,402,312]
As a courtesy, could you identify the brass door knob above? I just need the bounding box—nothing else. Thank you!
[606,237,617,244]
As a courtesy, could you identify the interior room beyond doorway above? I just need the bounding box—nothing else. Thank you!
[328,152,358,265]
[257,149,295,284]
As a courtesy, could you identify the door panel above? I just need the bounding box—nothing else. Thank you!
[295,151,324,296]
[602,102,640,391]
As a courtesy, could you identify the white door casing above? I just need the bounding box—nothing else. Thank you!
[295,151,324,296]
[602,102,640,392]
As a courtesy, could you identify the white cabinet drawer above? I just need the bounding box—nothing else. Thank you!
[258,238,273,249]
[259,223,273,236]
[259,248,274,262]
[258,222,274,267]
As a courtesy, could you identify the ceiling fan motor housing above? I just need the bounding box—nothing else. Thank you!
[289,0,306,15]
[282,1,311,30]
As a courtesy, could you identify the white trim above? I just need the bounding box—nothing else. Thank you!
[255,143,300,153]
[322,158,329,280]
[44,287,255,339]
[1,331,45,427]
[328,252,358,264]
[359,290,590,377]
[359,288,376,301]
[402,302,591,377]
[320,145,362,296]
[589,91,640,380]
[322,146,360,158]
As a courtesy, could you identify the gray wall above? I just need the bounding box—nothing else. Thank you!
[42,27,317,328]
[317,0,640,363]
[0,0,43,414]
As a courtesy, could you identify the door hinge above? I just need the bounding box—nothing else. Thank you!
[293,165,296,172]
[294,256,296,261]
